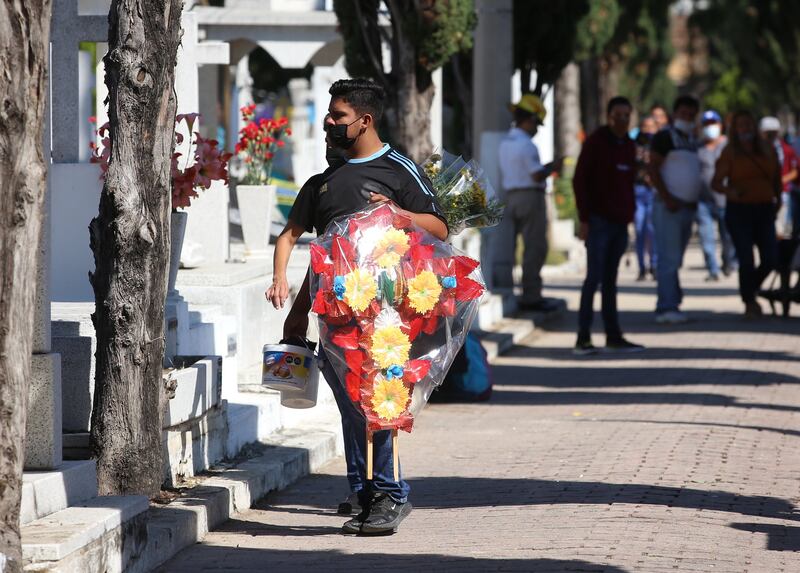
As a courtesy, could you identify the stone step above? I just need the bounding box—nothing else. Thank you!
[22,494,149,571]
[62,432,90,461]
[187,304,224,327]
[21,460,98,525]
[131,425,343,572]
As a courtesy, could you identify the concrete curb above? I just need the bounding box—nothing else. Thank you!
[138,425,342,572]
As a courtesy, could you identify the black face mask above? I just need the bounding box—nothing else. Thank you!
[324,115,363,150]
[325,146,347,167]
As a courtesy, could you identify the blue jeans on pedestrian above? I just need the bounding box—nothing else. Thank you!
[696,200,738,275]
[578,215,628,339]
[652,197,695,313]
[634,185,657,275]
[724,202,778,304]
[318,345,410,503]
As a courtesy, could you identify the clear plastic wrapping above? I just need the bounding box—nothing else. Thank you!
[309,202,485,432]
[422,150,504,235]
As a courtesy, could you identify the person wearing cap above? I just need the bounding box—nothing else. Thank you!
[697,109,737,280]
[497,93,563,312]
[759,116,798,238]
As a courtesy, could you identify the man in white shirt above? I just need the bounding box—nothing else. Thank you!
[497,94,562,312]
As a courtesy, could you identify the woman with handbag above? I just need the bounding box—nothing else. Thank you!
[712,110,781,317]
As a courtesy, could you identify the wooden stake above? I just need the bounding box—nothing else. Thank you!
[366,428,374,480]
[392,430,399,482]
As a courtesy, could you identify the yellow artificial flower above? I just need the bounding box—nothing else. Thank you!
[371,377,410,421]
[370,326,411,369]
[407,270,442,314]
[372,228,410,268]
[343,267,377,312]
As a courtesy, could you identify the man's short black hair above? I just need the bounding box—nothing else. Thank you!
[514,107,536,125]
[607,96,632,115]
[329,78,386,122]
[673,95,700,113]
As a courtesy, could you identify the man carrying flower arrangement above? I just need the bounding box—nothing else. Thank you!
[266,78,448,535]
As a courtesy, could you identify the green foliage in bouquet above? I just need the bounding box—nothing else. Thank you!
[423,153,503,235]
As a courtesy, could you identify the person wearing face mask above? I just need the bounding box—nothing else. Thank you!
[267,78,448,535]
[633,115,659,281]
[696,110,737,281]
[648,95,703,324]
[759,116,798,238]
[496,93,563,312]
[712,111,781,318]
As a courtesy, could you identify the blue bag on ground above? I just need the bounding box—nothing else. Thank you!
[431,333,492,402]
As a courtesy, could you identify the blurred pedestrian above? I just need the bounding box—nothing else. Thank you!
[712,110,781,318]
[634,115,659,280]
[498,93,562,312]
[697,109,737,280]
[650,104,670,132]
[649,95,703,324]
[759,116,798,238]
[572,96,644,355]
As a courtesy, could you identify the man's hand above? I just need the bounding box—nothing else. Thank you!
[266,276,289,309]
[552,156,565,175]
[578,221,589,242]
[369,192,391,204]
[283,308,309,340]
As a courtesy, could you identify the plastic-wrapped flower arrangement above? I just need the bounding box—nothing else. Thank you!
[422,150,504,234]
[310,202,485,445]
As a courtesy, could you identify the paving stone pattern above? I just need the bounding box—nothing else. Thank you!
[160,249,800,572]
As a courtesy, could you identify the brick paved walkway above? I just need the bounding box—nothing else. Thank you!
[159,248,800,572]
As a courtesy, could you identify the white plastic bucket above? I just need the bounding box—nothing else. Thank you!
[262,343,319,408]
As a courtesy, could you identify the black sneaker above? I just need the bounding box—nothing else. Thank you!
[343,492,412,535]
[573,339,597,356]
[337,491,362,515]
[606,337,644,353]
[341,490,372,533]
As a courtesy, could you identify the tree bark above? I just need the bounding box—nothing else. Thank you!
[89,0,182,497]
[384,0,434,163]
[0,1,51,569]
[554,62,582,160]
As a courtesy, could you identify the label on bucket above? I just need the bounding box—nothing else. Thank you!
[262,350,311,389]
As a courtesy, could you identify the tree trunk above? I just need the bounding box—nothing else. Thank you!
[554,62,582,160]
[0,1,52,569]
[89,0,182,497]
[384,0,434,163]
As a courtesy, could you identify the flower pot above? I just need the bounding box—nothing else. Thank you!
[236,184,276,257]
[168,211,188,297]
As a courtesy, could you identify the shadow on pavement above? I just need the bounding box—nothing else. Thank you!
[575,417,800,439]
[503,346,800,364]
[729,523,800,552]
[545,281,739,298]
[533,308,800,335]
[489,385,800,413]
[488,363,800,388]
[157,549,632,572]
[405,477,798,522]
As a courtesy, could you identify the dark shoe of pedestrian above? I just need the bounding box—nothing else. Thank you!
[722,265,737,277]
[358,493,412,535]
[636,271,647,282]
[744,301,763,319]
[337,491,362,515]
[518,299,558,313]
[573,338,598,356]
[341,491,372,533]
[606,337,645,353]
[705,273,720,282]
